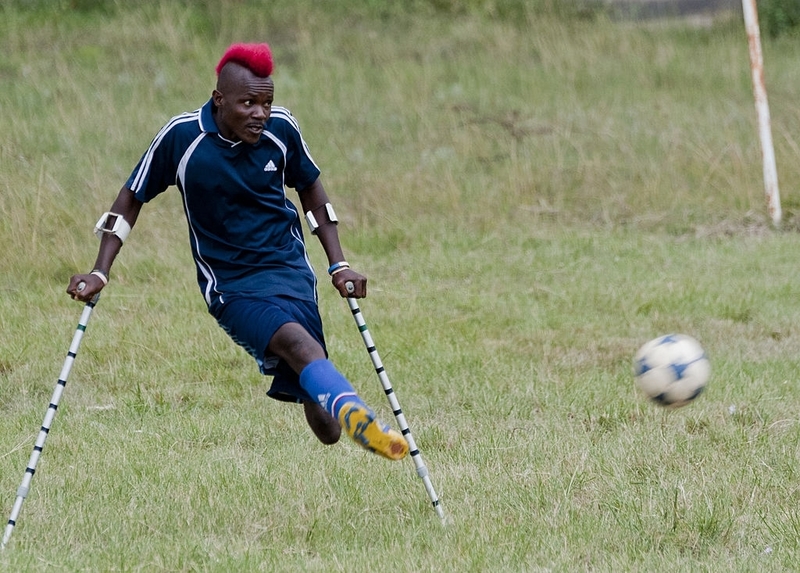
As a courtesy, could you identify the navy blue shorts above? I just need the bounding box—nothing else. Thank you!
[208,294,327,403]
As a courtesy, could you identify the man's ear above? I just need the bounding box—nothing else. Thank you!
[212,89,223,107]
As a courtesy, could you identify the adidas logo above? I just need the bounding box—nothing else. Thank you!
[317,393,330,410]
[263,160,277,172]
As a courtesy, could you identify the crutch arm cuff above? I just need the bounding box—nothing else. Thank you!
[94,212,131,243]
[305,203,339,235]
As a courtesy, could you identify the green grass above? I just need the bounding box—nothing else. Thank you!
[2,1,800,571]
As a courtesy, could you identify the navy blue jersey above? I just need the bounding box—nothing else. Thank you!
[126,99,322,307]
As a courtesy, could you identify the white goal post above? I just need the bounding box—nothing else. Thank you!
[742,0,782,225]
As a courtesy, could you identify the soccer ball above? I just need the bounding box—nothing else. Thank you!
[633,334,710,408]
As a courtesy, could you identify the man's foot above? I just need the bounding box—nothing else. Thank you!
[337,402,408,461]
[303,401,341,445]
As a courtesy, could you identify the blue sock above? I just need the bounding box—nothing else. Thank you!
[299,359,366,420]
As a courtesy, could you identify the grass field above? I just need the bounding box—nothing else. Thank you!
[2,1,800,571]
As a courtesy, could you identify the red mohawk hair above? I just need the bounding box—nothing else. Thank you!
[215,43,274,77]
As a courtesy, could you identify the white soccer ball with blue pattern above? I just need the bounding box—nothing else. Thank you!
[633,334,710,408]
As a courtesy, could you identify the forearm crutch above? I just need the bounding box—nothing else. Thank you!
[2,293,99,550]
[344,293,445,521]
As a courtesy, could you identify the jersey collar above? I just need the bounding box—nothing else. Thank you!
[199,99,219,134]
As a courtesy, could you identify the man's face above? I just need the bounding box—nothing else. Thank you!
[213,65,274,145]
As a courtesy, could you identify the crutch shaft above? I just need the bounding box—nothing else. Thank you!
[346,297,445,520]
[2,296,99,550]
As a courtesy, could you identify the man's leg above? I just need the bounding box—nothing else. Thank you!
[268,322,408,460]
[303,401,341,445]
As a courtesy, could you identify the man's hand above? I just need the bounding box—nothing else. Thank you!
[66,273,105,302]
[332,268,366,298]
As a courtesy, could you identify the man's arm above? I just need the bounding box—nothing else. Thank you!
[67,186,144,302]
[298,178,366,298]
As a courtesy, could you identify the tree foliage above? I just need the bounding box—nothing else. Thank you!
[759,0,800,37]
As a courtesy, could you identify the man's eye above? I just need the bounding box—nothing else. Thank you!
[244,100,253,106]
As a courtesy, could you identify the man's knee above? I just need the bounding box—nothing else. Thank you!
[268,322,325,372]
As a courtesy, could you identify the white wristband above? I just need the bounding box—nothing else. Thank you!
[90,270,109,285]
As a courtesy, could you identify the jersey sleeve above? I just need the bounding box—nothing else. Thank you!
[273,108,321,191]
[125,114,194,202]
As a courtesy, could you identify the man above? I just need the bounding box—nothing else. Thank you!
[66,43,408,461]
